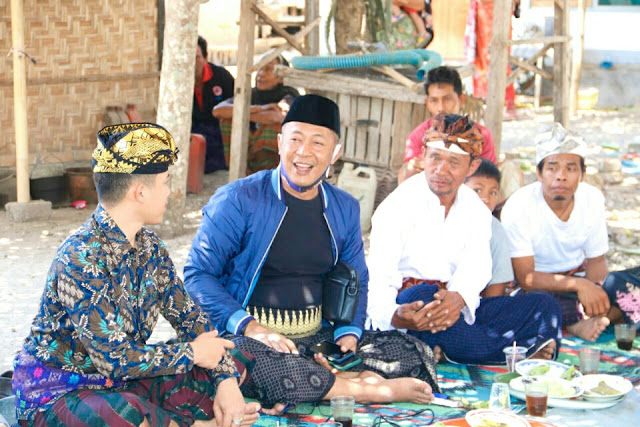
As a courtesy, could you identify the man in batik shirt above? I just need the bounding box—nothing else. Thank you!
[12,124,259,427]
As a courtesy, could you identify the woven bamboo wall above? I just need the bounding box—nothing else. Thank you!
[0,0,160,168]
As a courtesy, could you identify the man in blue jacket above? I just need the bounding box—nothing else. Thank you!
[185,95,439,410]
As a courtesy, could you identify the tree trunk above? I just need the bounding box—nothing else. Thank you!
[334,0,366,54]
[155,0,200,238]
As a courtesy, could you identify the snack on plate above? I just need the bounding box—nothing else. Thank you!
[528,365,550,376]
[479,420,509,427]
[465,409,531,427]
[589,381,620,396]
[545,378,578,398]
[560,365,577,380]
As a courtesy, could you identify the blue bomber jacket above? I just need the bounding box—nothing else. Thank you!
[184,167,369,342]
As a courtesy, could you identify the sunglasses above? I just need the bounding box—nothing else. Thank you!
[371,407,435,427]
[274,402,333,426]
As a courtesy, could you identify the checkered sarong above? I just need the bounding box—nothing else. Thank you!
[397,283,563,364]
[220,120,281,174]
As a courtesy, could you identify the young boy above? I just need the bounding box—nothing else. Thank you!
[465,159,514,297]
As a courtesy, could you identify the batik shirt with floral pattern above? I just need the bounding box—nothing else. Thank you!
[12,206,238,421]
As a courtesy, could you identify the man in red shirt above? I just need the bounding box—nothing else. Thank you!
[398,66,496,184]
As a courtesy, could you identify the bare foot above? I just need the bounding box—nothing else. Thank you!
[531,340,556,360]
[259,403,288,416]
[433,345,443,363]
[378,377,434,404]
[567,317,610,342]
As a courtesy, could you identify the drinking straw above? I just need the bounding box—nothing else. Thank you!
[512,341,517,369]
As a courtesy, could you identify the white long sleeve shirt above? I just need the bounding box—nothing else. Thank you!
[366,173,493,331]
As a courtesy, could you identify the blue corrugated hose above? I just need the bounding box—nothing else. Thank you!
[291,50,442,80]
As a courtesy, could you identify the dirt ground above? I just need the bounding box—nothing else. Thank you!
[1,107,639,374]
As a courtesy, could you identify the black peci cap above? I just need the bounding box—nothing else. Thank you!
[282,94,340,137]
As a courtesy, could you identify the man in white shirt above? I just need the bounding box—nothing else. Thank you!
[367,114,562,364]
[502,123,639,341]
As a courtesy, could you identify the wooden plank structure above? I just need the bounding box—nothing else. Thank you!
[229,0,320,182]
[274,67,429,170]
[486,0,571,154]
[232,0,573,174]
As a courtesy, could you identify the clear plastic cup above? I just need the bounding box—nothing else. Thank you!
[330,396,355,427]
[489,382,511,411]
[614,324,636,350]
[578,348,600,375]
[525,381,548,417]
[503,346,527,372]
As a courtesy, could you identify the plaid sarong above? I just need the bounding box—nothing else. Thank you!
[220,119,281,174]
[22,365,236,427]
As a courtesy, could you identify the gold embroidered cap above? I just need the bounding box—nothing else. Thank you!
[92,123,179,174]
[422,114,484,158]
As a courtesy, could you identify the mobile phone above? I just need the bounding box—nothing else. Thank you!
[310,340,354,363]
[329,354,362,371]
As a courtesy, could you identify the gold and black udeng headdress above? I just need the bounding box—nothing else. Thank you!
[92,123,179,174]
[422,114,484,158]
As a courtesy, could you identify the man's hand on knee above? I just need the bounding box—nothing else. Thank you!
[422,290,465,333]
[213,378,258,427]
[391,300,432,331]
[244,320,299,354]
[191,331,236,370]
[577,278,610,317]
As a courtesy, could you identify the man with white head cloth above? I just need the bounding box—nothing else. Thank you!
[367,114,562,364]
[502,123,640,341]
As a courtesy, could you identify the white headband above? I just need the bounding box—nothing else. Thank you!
[425,139,470,156]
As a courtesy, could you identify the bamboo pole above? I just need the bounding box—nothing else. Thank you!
[305,0,320,55]
[252,4,306,54]
[371,66,422,92]
[508,55,554,81]
[506,44,553,85]
[553,0,570,126]
[508,35,570,45]
[485,0,511,156]
[229,0,256,182]
[11,0,30,203]
[534,57,543,108]
[249,17,320,73]
[570,0,587,115]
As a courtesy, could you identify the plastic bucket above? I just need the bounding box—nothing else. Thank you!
[337,163,377,232]
[66,167,98,204]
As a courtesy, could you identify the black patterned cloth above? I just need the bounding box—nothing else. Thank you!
[232,327,440,406]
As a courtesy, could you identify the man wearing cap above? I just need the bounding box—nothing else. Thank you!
[185,94,439,410]
[12,124,259,427]
[502,123,640,341]
[367,114,562,364]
